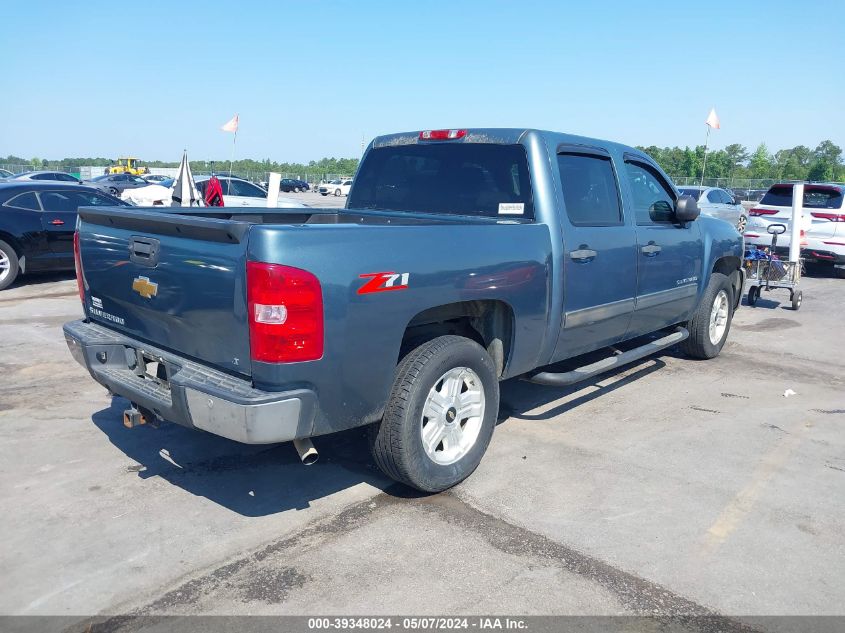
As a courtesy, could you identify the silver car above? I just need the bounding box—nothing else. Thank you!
[678,186,747,231]
[7,170,82,183]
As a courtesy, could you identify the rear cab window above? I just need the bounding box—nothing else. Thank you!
[760,185,844,209]
[348,143,534,219]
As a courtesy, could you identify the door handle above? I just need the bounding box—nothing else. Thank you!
[570,248,597,262]
[50,219,65,226]
[641,243,662,256]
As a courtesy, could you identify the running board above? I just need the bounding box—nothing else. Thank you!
[526,327,689,387]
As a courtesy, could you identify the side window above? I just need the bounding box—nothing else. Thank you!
[232,181,264,197]
[39,191,78,212]
[706,190,722,203]
[557,153,622,226]
[4,192,41,210]
[32,173,51,180]
[623,161,676,224]
[73,191,119,206]
[719,189,734,204]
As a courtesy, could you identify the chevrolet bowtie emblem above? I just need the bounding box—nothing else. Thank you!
[132,276,158,299]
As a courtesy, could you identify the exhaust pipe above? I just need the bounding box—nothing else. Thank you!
[293,438,319,465]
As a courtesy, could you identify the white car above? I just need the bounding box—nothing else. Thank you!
[318,179,353,197]
[677,186,747,231]
[744,183,845,277]
[195,176,306,208]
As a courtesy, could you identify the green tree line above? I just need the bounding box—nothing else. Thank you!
[636,140,844,182]
[4,140,844,182]
[1,155,361,177]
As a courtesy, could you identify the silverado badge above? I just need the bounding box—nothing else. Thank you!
[132,276,158,299]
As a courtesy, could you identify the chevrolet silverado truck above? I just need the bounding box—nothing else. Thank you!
[64,128,744,492]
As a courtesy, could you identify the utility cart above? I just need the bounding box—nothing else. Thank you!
[745,223,802,310]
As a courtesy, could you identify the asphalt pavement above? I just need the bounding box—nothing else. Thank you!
[1,219,843,628]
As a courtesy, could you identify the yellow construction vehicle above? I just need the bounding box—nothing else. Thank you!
[104,157,150,176]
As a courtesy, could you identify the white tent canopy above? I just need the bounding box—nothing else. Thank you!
[171,150,203,207]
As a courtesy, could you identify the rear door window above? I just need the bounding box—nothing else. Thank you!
[557,153,622,226]
[706,190,722,204]
[348,143,534,218]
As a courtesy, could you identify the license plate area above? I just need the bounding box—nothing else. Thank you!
[137,350,170,389]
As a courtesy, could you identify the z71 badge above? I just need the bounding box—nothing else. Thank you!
[358,272,410,295]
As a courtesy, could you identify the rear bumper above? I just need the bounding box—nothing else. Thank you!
[63,320,316,444]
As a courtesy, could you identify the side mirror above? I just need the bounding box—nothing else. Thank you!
[675,195,700,222]
[767,223,787,235]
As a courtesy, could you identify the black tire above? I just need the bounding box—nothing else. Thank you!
[334,188,341,197]
[747,285,759,306]
[321,193,328,196]
[369,335,499,493]
[834,267,845,280]
[0,239,20,291]
[791,290,802,311]
[108,187,119,196]
[736,214,748,232]
[681,272,735,359]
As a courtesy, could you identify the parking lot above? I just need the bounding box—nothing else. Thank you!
[1,250,843,625]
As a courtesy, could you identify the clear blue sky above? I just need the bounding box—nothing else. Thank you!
[2,0,843,163]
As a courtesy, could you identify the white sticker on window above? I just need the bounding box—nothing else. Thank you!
[498,203,524,215]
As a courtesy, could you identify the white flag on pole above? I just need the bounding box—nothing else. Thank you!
[221,114,239,133]
[705,108,720,130]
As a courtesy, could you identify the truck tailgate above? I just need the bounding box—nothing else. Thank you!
[77,207,252,377]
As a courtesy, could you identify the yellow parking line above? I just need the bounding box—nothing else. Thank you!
[700,420,809,555]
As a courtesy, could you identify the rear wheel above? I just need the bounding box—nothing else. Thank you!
[681,272,735,359]
[0,240,20,291]
[369,335,499,493]
[791,290,802,310]
[334,188,341,197]
[736,214,747,232]
[108,187,119,196]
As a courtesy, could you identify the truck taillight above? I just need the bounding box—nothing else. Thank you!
[247,262,323,363]
[73,231,84,304]
[419,129,467,140]
[749,208,778,216]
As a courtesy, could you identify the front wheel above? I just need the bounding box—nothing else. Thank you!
[681,272,735,359]
[736,214,747,232]
[334,189,341,197]
[791,290,802,311]
[369,335,499,493]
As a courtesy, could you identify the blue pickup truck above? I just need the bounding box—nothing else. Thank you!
[64,128,744,492]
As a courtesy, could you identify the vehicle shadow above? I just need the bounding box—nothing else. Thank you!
[499,358,665,422]
[91,349,672,516]
[91,397,393,517]
[7,270,76,290]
